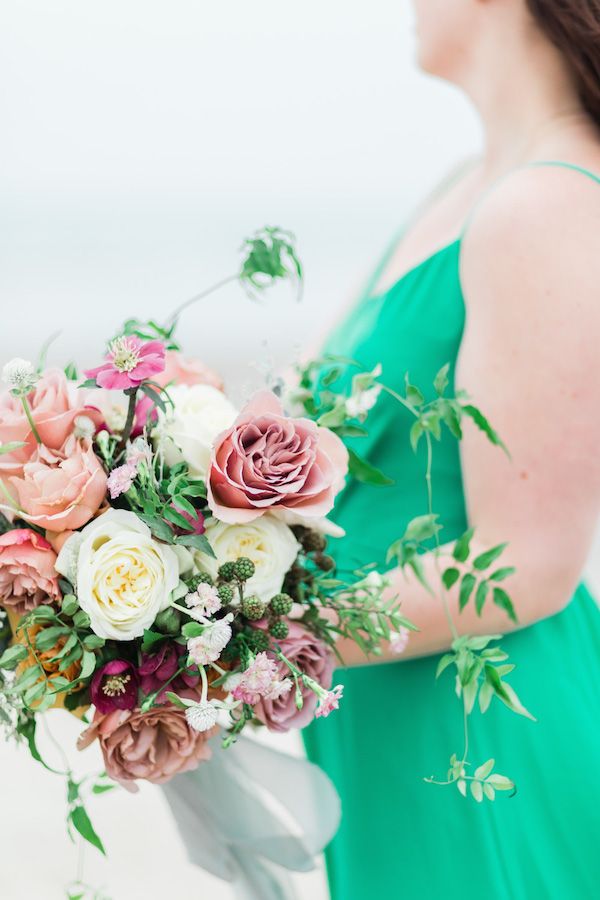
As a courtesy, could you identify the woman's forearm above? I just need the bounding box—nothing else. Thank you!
[335,537,577,667]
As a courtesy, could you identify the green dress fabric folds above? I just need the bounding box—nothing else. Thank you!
[303,162,600,900]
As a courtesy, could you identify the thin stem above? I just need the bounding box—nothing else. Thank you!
[21,396,42,444]
[165,273,240,330]
[378,383,420,418]
[116,389,138,454]
[425,433,458,641]
[0,479,20,512]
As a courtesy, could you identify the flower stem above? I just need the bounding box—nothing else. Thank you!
[117,388,138,454]
[21,395,42,444]
[165,273,240,331]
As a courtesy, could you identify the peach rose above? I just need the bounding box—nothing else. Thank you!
[0,529,61,615]
[0,368,101,478]
[207,391,348,524]
[156,350,223,391]
[10,435,107,531]
[78,706,217,787]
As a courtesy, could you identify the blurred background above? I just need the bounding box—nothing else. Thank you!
[1,2,597,898]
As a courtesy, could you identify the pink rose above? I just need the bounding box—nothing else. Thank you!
[78,706,217,787]
[207,391,348,524]
[155,350,224,391]
[10,435,107,531]
[0,528,61,616]
[254,621,334,733]
[0,368,101,478]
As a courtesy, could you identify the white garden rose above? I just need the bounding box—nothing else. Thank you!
[56,508,179,640]
[155,383,237,478]
[196,515,301,600]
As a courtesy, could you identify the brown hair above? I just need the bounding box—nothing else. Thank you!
[526,0,600,127]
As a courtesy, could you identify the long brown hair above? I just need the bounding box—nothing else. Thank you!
[526,0,600,127]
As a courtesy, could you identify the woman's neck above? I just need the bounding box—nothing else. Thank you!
[458,21,596,175]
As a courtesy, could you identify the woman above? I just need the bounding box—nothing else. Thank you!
[303,2,600,898]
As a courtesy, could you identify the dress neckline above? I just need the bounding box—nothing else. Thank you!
[369,237,461,302]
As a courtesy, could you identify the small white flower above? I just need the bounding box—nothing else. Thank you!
[2,358,36,392]
[185,582,222,618]
[265,678,293,701]
[185,701,219,733]
[345,385,382,420]
[73,415,96,440]
[187,613,233,665]
[389,627,410,655]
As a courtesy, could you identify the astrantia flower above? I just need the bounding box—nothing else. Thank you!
[185,700,219,733]
[85,336,165,391]
[187,614,233,666]
[91,659,138,714]
[185,582,222,618]
[315,684,343,718]
[230,651,291,705]
[2,358,37,393]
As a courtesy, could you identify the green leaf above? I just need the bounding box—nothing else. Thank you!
[439,400,463,439]
[458,573,476,611]
[92,783,116,795]
[82,634,105,650]
[462,404,510,457]
[453,527,474,563]
[72,610,91,629]
[347,448,394,486]
[436,653,456,679]
[138,514,175,543]
[408,556,434,595]
[181,622,203,639]
[409,420,424,452]
[489,566,516,582]
[175,533,215,556]
[483,783,496,801]
[457,779,467,797]
[61,594,79,617]
[487,774,514,792]
[35,625,71,651]
[475,579,489,616]
[472,543,508,571]
[335,424,368,438]
[139,382,167,413]
[79,650,97,680]
[470,780,483,802]
[70,805,106,856]
[171,494,197,517]
[405,382,425,407]
[29,605,58,621]
[442,567,460,590]
[478,680,493,713]
[165,691,188,709]
[474,758,495,780]
[433,363,450,397]
[0,643,28,670]
[404,514,441,543]
[164,505,194,531]
[16,717,58,773]
[492,587,517,623]
[142,629,167,653]
[24,681,47,706]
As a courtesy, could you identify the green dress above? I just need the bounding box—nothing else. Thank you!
[303,161,600,900]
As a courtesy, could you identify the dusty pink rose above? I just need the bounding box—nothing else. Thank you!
[77,706,217,787]
[253,621,334,733]
[0,528,61,615]
[85,337,165,391]
[155,350,224,391]
[10,435,107,531]
[0,368,101,478]
[207,391,348,524]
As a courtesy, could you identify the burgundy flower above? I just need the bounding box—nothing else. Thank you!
[138,641,200,702]
[91,659,138,714]
[169,504,205,536]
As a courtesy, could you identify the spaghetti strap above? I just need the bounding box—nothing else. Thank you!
[460,158,600,239]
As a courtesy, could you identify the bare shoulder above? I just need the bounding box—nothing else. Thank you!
[460,160,600,320]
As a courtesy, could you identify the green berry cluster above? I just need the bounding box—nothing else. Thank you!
[269,593,293,616]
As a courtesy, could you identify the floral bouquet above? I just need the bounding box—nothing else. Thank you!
[0,229,410,876]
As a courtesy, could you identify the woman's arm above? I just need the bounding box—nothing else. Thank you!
[337,165,600,665]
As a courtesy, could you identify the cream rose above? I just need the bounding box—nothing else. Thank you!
[56,509,179,640]
[195,515,300,600]
[155,384,237,478]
